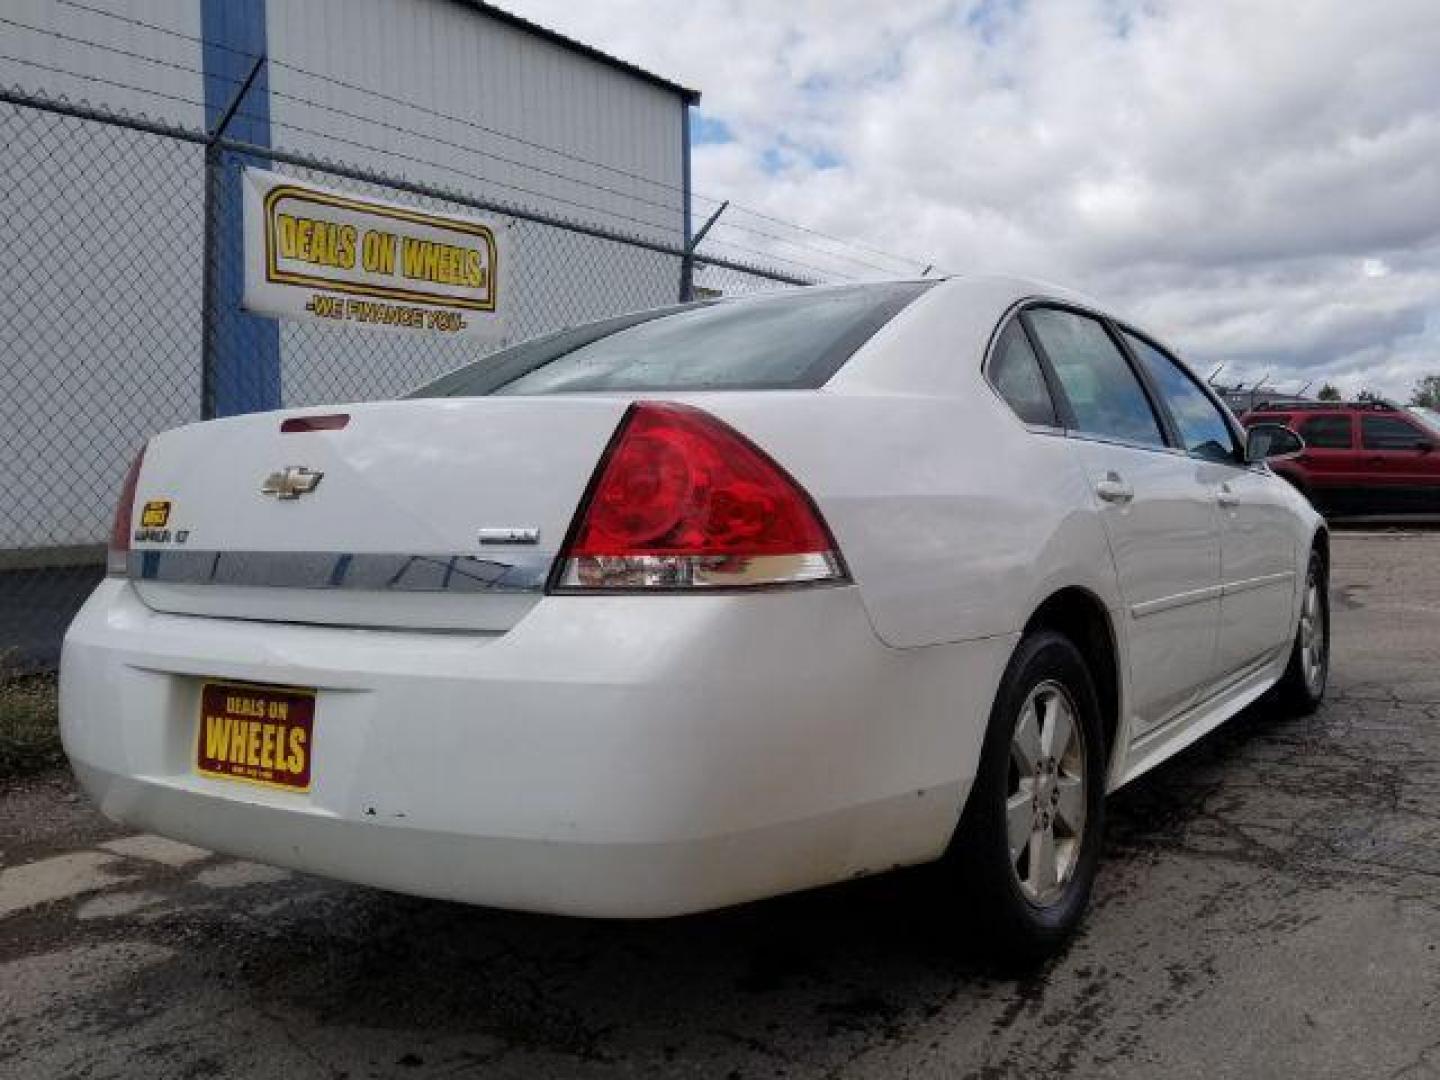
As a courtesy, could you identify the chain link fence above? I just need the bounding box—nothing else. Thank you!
[0,88,813,674]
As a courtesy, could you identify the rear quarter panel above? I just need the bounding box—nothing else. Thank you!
[687,279,1123,651]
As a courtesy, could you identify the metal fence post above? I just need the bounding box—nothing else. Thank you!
[679,200,728,302]
[200,52,266,421]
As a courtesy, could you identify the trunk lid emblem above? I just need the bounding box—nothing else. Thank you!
[479,527,540,545]
[261,466,324,500]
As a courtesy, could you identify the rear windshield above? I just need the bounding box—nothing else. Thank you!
[410,282,933,397]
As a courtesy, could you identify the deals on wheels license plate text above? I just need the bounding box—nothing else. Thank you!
[196,682,315,792]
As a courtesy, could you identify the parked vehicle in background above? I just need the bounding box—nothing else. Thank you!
[61,277,1328,961]
[1240,400,1440,516]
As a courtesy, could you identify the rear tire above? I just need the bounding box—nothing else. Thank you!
[1273,549,1329,715]
[943,630,1107,964]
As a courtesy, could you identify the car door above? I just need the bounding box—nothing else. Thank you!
[1022,306,1222,734]
[1293,413,1360,513]
[1123,332,1297,681]
[1359,413,1440,513]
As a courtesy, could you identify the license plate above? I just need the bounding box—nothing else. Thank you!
[196,681,315,792]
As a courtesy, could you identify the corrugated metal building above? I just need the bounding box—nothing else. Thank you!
[0,0,698,552]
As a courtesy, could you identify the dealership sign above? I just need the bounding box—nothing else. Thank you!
[241,168,507,338]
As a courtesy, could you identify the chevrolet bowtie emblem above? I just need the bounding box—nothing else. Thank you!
[260,466,324,500]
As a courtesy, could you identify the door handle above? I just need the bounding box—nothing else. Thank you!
[1095,472,1134,504]
[1217,483,1240,509]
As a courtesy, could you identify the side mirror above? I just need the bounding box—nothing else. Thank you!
[1245,423,1305,464]
[1417,439,1435,454]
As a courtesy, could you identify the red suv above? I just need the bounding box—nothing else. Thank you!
[1239,401,1440,515]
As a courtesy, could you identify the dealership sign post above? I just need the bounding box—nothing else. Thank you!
[241,168,507,338]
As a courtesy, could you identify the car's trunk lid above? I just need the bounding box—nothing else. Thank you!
[128,397,631,632]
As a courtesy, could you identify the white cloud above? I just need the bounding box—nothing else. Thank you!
[500,0,1440,399]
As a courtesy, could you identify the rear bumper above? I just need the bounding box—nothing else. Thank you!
[61,580,1014,916]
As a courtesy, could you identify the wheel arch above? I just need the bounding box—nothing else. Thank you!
[1311,523,1330,572]
[1022,587,1122,776]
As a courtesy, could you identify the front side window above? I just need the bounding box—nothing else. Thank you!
[411,283,933,397]
[988,321,1058,426]
[1299,415,1353,449]
[1025,308,1166,448]
[1362,415,1431,450]
[1124,332,1237,463]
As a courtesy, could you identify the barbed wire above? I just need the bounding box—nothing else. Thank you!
[702,218,903,276]
[50,0,945,276]
[55,0,709,202]
[0,14,692,224]
[690,236,859,282]
[0,52,690,238]
[0,48,888,281]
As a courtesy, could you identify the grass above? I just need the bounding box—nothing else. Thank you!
[0,670,63,779]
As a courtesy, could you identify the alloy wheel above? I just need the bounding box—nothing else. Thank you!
[1006,680,1087,907]
[1300,569,1327,696]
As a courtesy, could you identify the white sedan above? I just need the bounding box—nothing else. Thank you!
[61,276,1327,957]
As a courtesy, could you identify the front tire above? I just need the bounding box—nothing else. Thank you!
[1273,548,1329,715]
[943,630,1107,963]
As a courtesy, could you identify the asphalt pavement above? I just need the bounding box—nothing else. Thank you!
[2,529,1438,1078]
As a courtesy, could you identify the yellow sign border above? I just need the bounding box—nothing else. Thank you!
[262,184,499,312]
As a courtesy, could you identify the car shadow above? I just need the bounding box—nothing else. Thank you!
[87,711,1319,1065]
[77,697,1325,1071]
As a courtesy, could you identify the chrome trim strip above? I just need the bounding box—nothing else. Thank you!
[127,549,551,593]
[1222,570,1296,597]
[1129,583,1223,619]
[1129,569,1296,619]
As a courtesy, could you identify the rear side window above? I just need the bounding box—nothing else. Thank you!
[1025,308,1166,448]
[1124,332,1237,463]
[1362,415,1430,450]
[988,321,1058,426]
[1299,415,1353,449]
[411,282,933,397]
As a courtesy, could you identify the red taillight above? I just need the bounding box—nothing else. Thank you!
[107,446,146,576]
[556,402,846,590]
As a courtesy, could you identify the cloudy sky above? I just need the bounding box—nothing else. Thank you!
[503,0,1440,400]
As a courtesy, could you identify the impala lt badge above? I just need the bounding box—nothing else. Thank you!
[261,466,324,500]
[478,527,541,545]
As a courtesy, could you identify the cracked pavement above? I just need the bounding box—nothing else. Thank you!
[2,529,1438,1078]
